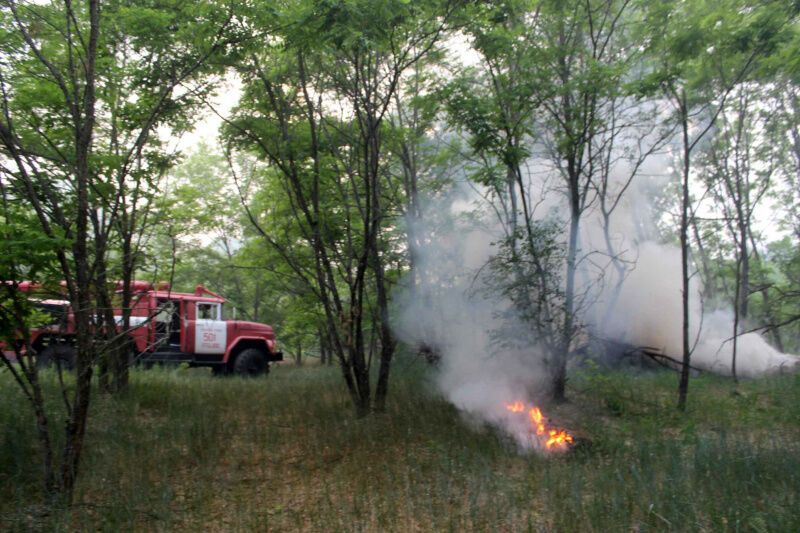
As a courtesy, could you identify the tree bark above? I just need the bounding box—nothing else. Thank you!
[677,91,692,412]
[60,0,100,501]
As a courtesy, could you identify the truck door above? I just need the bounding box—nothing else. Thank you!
[194,302,226,355]
[154,298,182,350]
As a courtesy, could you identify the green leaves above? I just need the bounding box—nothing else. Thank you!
[0,204,64,283]
[647,0,797,98]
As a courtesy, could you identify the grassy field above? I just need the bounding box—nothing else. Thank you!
[1,359,798,532]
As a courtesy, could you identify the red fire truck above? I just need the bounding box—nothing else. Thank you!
[1,281,282,376]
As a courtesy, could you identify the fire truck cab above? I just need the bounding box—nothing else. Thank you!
[127,283,283,375]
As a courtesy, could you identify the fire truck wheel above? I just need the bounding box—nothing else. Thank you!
[233,348,268,377]
[37,345,76,371]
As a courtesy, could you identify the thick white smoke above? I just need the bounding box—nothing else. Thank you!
[598,241,800,377]
[393,188,561,452]
[393,166,798,450]
[581,150,800,377]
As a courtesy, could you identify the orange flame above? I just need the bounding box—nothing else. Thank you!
[505,401,574,451]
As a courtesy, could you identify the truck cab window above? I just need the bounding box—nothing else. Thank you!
[197,303,219,320]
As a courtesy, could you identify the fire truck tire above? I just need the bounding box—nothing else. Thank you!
[232,348,269,377]
[37,345,76,371]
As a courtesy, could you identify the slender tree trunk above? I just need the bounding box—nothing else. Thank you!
[731,218,749,382]
[738,225,750,322]
[95,266,116,394]
[29,368,56,499]
[599,211,628,331]
[115,234,134,393]
[372,157,396,411]
[677,93,692,412]
[690,213,714,301]
[60,0,100,501]
[318,328,327,365]
[750,241,785,351]
[731,253,742,382]
[364,103,396,413]
[373,249,396,411]
[554,204,580,402]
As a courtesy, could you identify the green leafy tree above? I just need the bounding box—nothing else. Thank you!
[0,0,103,501]
[0,0,238,502]
[697,83,777,380]
[447,0,656,400]
[642,0,796,409]
[225,0,459,415]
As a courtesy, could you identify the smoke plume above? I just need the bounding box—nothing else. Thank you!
[597,241,800,377]
[394,187,567,451]
[393,171,798,450]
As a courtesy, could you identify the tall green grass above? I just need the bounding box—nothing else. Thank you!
[1,361,798,531]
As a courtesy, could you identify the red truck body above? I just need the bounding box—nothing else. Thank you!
[1,282,282,375]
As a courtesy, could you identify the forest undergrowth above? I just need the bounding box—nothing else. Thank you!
[1,359,798,532]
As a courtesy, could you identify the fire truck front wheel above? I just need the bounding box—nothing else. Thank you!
[37,344,76,371]
[232,348,269,377]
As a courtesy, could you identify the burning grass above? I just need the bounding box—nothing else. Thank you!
[504,400,575,451]
[0,360,799,531]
